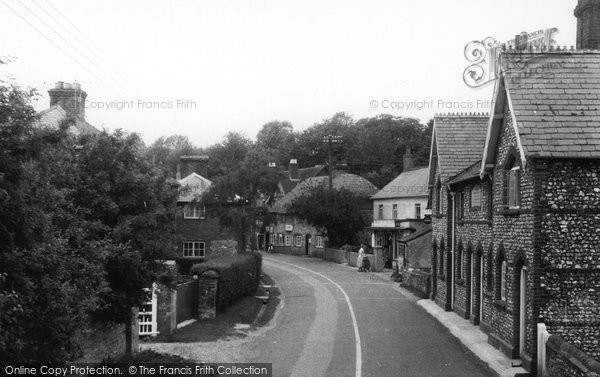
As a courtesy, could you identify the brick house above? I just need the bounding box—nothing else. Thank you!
[269,171,378,255]
[428,113,489,312]
[428,2,600,372]
[175,156,231,273]
[369,149,431,268]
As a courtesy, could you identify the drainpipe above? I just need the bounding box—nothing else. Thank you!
[450,191,456,309]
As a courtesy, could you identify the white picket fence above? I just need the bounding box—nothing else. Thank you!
[537,323,551,377]
[138,284,158,336]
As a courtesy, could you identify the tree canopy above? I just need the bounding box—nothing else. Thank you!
[0,83,178,362]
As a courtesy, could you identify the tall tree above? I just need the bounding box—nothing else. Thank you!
[146,134,201,174]
[256,120,296,167]
[288,184,367,247]
[203,146,279,252]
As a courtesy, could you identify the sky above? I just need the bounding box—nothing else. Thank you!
[0,0,578,148]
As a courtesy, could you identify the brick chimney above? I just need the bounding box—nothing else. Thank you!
[177,155,209,180]
[403,146,414,171]
[289,159,299,181]
[48,82,87,119]
[575,0,600,49]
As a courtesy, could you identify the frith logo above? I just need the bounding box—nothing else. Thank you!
[463,28,559,88]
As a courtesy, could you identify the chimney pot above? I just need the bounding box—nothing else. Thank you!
[48,82,87,119]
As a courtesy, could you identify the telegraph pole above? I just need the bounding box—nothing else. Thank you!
[322,135,343,191]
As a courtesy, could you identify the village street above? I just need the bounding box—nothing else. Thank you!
[249,254,493,377]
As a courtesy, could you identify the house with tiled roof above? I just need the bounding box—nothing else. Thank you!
[428,2,600,373]
[267,171,378,256]
[427,112,489,312]
[38,82,100,136]
[369,149,431,269]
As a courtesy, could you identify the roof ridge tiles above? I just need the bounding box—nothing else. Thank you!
[434,112,490,118]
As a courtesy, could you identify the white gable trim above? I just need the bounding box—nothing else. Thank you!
[426,126,438,188]
[504,81,527,169]
[479,69,527,178]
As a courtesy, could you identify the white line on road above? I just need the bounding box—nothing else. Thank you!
[265,258,362,377]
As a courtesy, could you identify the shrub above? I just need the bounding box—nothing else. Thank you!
[208,239,238,258]
[190,252,262,310]
[176,257,205,276]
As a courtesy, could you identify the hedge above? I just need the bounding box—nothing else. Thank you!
[190,252,262,310]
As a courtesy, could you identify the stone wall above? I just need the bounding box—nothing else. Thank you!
[323,248,348,264]
[401,269,431,298]
[487,105,536,359]
[74,308,138,362]
[540,159,600,359]
[405,230,432,269]
[546,335,600,377]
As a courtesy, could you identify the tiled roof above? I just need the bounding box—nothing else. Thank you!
[371,167,429,199]
[433,114,488,183]
[271,172,378,213]
[38,105,100,135]
[501,51,600,158]
[447,161,482,186]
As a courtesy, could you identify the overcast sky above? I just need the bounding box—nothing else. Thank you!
[1,0,577,147]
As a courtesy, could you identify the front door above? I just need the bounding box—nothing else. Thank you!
[519,266,528,357]
[305,234,311,255]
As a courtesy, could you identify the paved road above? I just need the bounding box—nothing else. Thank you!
[248,253,493,377]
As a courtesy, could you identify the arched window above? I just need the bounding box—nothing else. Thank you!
[495,244,507,301]
[503,147,521,209]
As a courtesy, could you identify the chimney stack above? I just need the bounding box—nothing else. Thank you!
[48,81,87,119]
[575,0,600,50]
[177,155,209,180]
[403,146,414,171]
[289,159,299,181]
